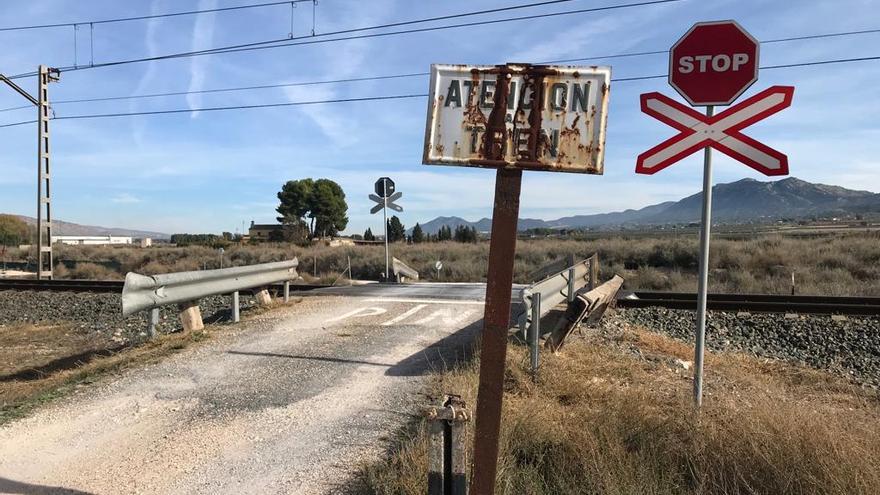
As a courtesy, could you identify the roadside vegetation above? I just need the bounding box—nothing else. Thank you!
[352,321,880,494]
[3,230,878,295]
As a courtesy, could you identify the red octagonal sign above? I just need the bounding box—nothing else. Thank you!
[669,20,759,106]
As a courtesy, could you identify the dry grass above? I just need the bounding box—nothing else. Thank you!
[354,323,880,494]
[13,230,876,295]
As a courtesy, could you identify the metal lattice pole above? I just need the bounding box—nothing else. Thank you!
[37,66,54,280]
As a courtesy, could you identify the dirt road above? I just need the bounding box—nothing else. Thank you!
[0,292,484,494]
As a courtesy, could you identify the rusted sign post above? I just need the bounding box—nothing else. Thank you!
[424,63,610,494]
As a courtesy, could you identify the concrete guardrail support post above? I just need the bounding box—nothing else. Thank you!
[232,291,240,322]
[255,288,272,306]
[283,281,290,303]
[178,301,204,331]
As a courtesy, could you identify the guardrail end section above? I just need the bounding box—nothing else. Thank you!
[122,272,159,317]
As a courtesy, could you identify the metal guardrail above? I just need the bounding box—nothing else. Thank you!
[516,254,598,335]
[122,259,299,317]
[391,257,419,282]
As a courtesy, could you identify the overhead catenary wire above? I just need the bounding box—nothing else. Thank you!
[4,0,683,80]
[1,25,878,114]
[0,0,314,32]
[1,54,877,129]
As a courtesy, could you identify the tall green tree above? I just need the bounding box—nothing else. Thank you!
[411,223,425,243]
[437,225,452,241]
[387,216,406,243]
[454,225,478,243]
[0,215,30,246]
[276,178,348,238]
[364,227,375,241]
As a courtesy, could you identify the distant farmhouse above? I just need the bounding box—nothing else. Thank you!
[247,221,283,241]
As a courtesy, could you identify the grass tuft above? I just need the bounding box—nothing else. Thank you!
[352,323,880,494]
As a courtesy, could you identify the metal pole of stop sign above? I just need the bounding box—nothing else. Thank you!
[693,105,714,408]
[382,178,389,281]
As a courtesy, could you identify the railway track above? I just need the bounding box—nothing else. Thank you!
[0,278,124,293]
[3,279,878,316]
[618,291,880,315]
[0,278,327,294]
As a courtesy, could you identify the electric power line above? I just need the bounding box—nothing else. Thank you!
[1,25,878,113]
[5,0,683,79]
[0,0,314,32]
[1,54,877,129]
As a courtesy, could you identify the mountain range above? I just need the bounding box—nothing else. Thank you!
[413,177,880,234]
[14,215,169,239]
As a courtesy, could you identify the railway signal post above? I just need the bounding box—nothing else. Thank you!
[369,177,402,280]
[636,20,794,407]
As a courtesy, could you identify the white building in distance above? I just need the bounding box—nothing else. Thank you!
[52,235,133,246]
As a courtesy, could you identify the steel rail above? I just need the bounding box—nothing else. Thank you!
[0,278,326,294]
[618,291,880,315]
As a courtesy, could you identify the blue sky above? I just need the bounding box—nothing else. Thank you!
[0,0,878,235]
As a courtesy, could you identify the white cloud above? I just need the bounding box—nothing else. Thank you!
[111,193,143,204]
[186,0,218,117]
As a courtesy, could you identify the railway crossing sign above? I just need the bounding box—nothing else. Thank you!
[369,178,402,280]
[636,86,794,176]
[369,191,402,214]
[375,177,395,198]
[669,20,759,106]
[421,62,613,495]
[635,20,794,410]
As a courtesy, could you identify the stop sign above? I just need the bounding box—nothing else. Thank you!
[669,20,759,106]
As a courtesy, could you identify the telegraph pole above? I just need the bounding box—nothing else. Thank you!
[1,66,60,280]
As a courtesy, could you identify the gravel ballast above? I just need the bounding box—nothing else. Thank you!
[0,290,257,346]
[617,307,880,388]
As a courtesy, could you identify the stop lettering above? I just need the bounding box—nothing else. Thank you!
[668,20,759,106]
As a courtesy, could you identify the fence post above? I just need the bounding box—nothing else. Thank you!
[567,267,576,303]
[427,395,470,495]
[147,308,159,338]
[283,280,290,302]
[232,291,240,322]
[530,292,541,382]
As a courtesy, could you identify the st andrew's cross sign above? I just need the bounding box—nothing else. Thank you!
[636,20,794,409]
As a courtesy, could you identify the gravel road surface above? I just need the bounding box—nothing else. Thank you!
[0,292,484,494]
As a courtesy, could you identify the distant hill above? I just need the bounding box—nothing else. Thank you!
[13,215,169,239]
[414,177,880,234]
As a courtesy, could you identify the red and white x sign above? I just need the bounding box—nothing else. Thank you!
[636,85,794,176]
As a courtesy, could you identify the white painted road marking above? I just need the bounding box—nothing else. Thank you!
[364,298,485,305]
[414,309,475,326]
[381,304,427,326]
[326,306,387,323]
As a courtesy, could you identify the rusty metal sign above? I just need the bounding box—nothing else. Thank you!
[423,63,611,174]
